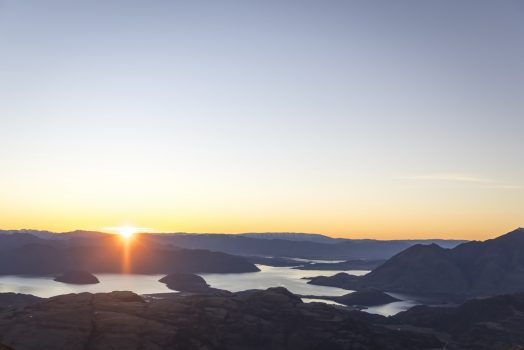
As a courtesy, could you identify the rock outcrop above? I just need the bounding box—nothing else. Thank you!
[0,293,42,310]
[54,270,100,284]
[3,288,524,349]
[0,289,442,350]
[390,292,524,350]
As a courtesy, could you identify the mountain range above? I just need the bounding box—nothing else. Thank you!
[309,228,524,301]
[144,232,466,260]
[0,233,258,275]
[363,227,524,298]
[0,229,467,261]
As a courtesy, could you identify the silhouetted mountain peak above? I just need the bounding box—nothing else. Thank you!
[338,228,524,299]
[392,242,447,259]
[492,227,524,241]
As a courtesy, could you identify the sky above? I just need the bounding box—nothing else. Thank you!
[0,0,523,240]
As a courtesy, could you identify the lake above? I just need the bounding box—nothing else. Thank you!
[0,265,417,316]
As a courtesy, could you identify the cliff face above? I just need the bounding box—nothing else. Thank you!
[0,289,441,350]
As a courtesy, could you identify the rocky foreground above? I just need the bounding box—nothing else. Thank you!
[1,288,524,349]
[0,288,440,350]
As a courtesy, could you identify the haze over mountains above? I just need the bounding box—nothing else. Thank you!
[0,232,258,275]
[0,229,466,261]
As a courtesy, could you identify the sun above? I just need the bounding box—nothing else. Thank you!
[116,226,138,240]
[103,225,152,240]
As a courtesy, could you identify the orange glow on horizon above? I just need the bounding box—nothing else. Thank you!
[104,226,148,241]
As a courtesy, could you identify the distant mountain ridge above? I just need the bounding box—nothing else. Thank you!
[0,232,258,275]
[0,229,468,261]
[239,232,464,249]
[148,232,466,260]
[239,232,342,244]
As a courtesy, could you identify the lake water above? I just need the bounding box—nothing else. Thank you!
[0,273,170,297]
[0,265,416,316]
[201,265,366,296]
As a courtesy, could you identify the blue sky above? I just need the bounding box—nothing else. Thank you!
[0,0,522,238]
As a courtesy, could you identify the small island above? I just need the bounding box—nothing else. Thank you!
[299,289,400,308]
[335,289,400,307]
[159,273,211,292]
[294,259,386,271]
[306,272,363,290]
[54,271,100,285]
